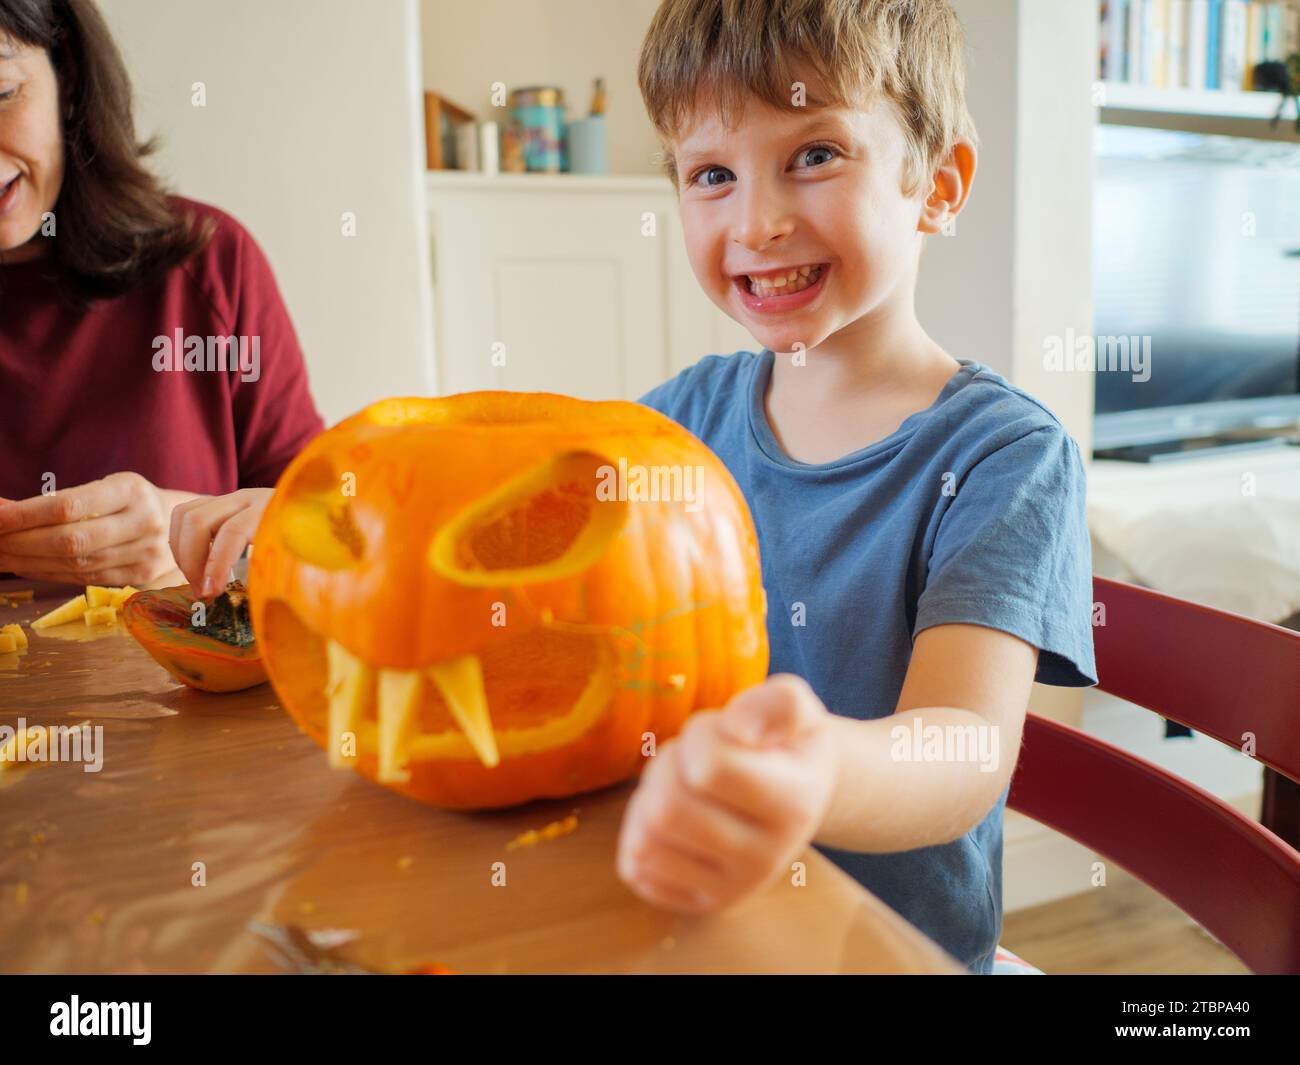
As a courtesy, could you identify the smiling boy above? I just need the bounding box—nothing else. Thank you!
[614,0,1097,973]
[160,0,1095,977]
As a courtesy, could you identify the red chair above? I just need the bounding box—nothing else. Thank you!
[1006,576,1300,974]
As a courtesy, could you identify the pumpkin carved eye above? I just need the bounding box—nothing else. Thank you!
[430,450,626,587]
[279,458,366,570]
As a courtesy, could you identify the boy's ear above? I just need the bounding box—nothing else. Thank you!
[918,138,976,235]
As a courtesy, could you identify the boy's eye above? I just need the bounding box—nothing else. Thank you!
[692,165,735,188]
[797,145,838,168]
[685,145,838,187]
[0,86,17,102]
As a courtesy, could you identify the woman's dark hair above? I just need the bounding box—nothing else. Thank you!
[0,0,211,302]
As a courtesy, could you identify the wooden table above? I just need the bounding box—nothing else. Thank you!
[0,581,961,975]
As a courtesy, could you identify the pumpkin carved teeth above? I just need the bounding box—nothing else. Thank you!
[327,641,372,767]
[329,640,502,773]
[377,668,422,783]
[426,655,499,768]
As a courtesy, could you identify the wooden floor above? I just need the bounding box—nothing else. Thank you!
[1001,868,1250,975]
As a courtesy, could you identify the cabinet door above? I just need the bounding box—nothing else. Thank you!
[431,190,672,400]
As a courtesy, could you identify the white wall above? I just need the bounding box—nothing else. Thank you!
[915,0,1018,395]
[1011,0,1097,455]
[100,0,436,424]
[918,0,1096,450]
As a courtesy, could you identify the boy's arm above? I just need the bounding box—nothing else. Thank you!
[813,622,1038,853]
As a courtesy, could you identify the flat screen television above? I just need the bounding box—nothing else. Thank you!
[1092,124,1300,458]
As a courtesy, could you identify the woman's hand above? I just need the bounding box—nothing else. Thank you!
[616,674,837,914]
[0,472,186,587]
[169,489,273,597]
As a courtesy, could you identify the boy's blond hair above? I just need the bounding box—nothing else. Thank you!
[638,0,977,195]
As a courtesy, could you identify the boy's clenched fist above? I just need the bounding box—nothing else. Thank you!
[616,673,837,913]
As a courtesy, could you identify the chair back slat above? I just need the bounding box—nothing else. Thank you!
[1009,714,1300,974]
[1006,577,1300,972]
[1091,577,1300,782]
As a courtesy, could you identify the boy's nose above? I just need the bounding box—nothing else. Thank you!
[730,183,795,251]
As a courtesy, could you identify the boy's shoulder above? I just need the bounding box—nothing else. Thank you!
[638,349,757,414]
[639,351,1078,460]
[636,350,761,443]
[941,361,1076,445]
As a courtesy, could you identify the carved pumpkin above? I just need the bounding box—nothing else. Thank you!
[122,584,268,693]
[247,392,768,810]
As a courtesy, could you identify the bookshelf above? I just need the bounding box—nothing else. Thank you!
[1098,0,1300,140]
[1100,81,1295,117]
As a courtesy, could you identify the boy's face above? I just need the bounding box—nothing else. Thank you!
[672,89,929,355]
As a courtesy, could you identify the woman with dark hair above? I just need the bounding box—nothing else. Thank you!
[0,0,323,587]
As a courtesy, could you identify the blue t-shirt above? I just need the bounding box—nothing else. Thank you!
[637,349,1097,974]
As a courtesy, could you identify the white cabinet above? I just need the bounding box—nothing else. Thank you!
[427,172,756,400]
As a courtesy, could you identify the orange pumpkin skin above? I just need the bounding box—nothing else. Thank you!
[122,587,268,693]
[248,392,769,810]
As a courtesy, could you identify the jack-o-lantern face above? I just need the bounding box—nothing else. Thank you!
[248,393,768,810]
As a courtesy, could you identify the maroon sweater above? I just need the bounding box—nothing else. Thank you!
[0,197,324,500]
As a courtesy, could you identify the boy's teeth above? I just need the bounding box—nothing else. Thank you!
[748,264,823,296]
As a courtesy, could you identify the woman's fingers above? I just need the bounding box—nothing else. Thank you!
[0,474,169,582]
[201,508,262,597]
[0,533,174,587]
[0,509,143,559]
[169,495,247,592]
[169,489,274,596]
[0,549,91,581]
[0,477,130,536]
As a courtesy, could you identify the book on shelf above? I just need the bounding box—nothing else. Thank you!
[1144,0,1169,85]
[1188,0,1210,88]
[1101,0,1130,81]
[1129,0,1145,83]
[1206,0,1223,88]
[1100,0,1297,92]
[1168,0,1188,88]
[1222,0,1250,88]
